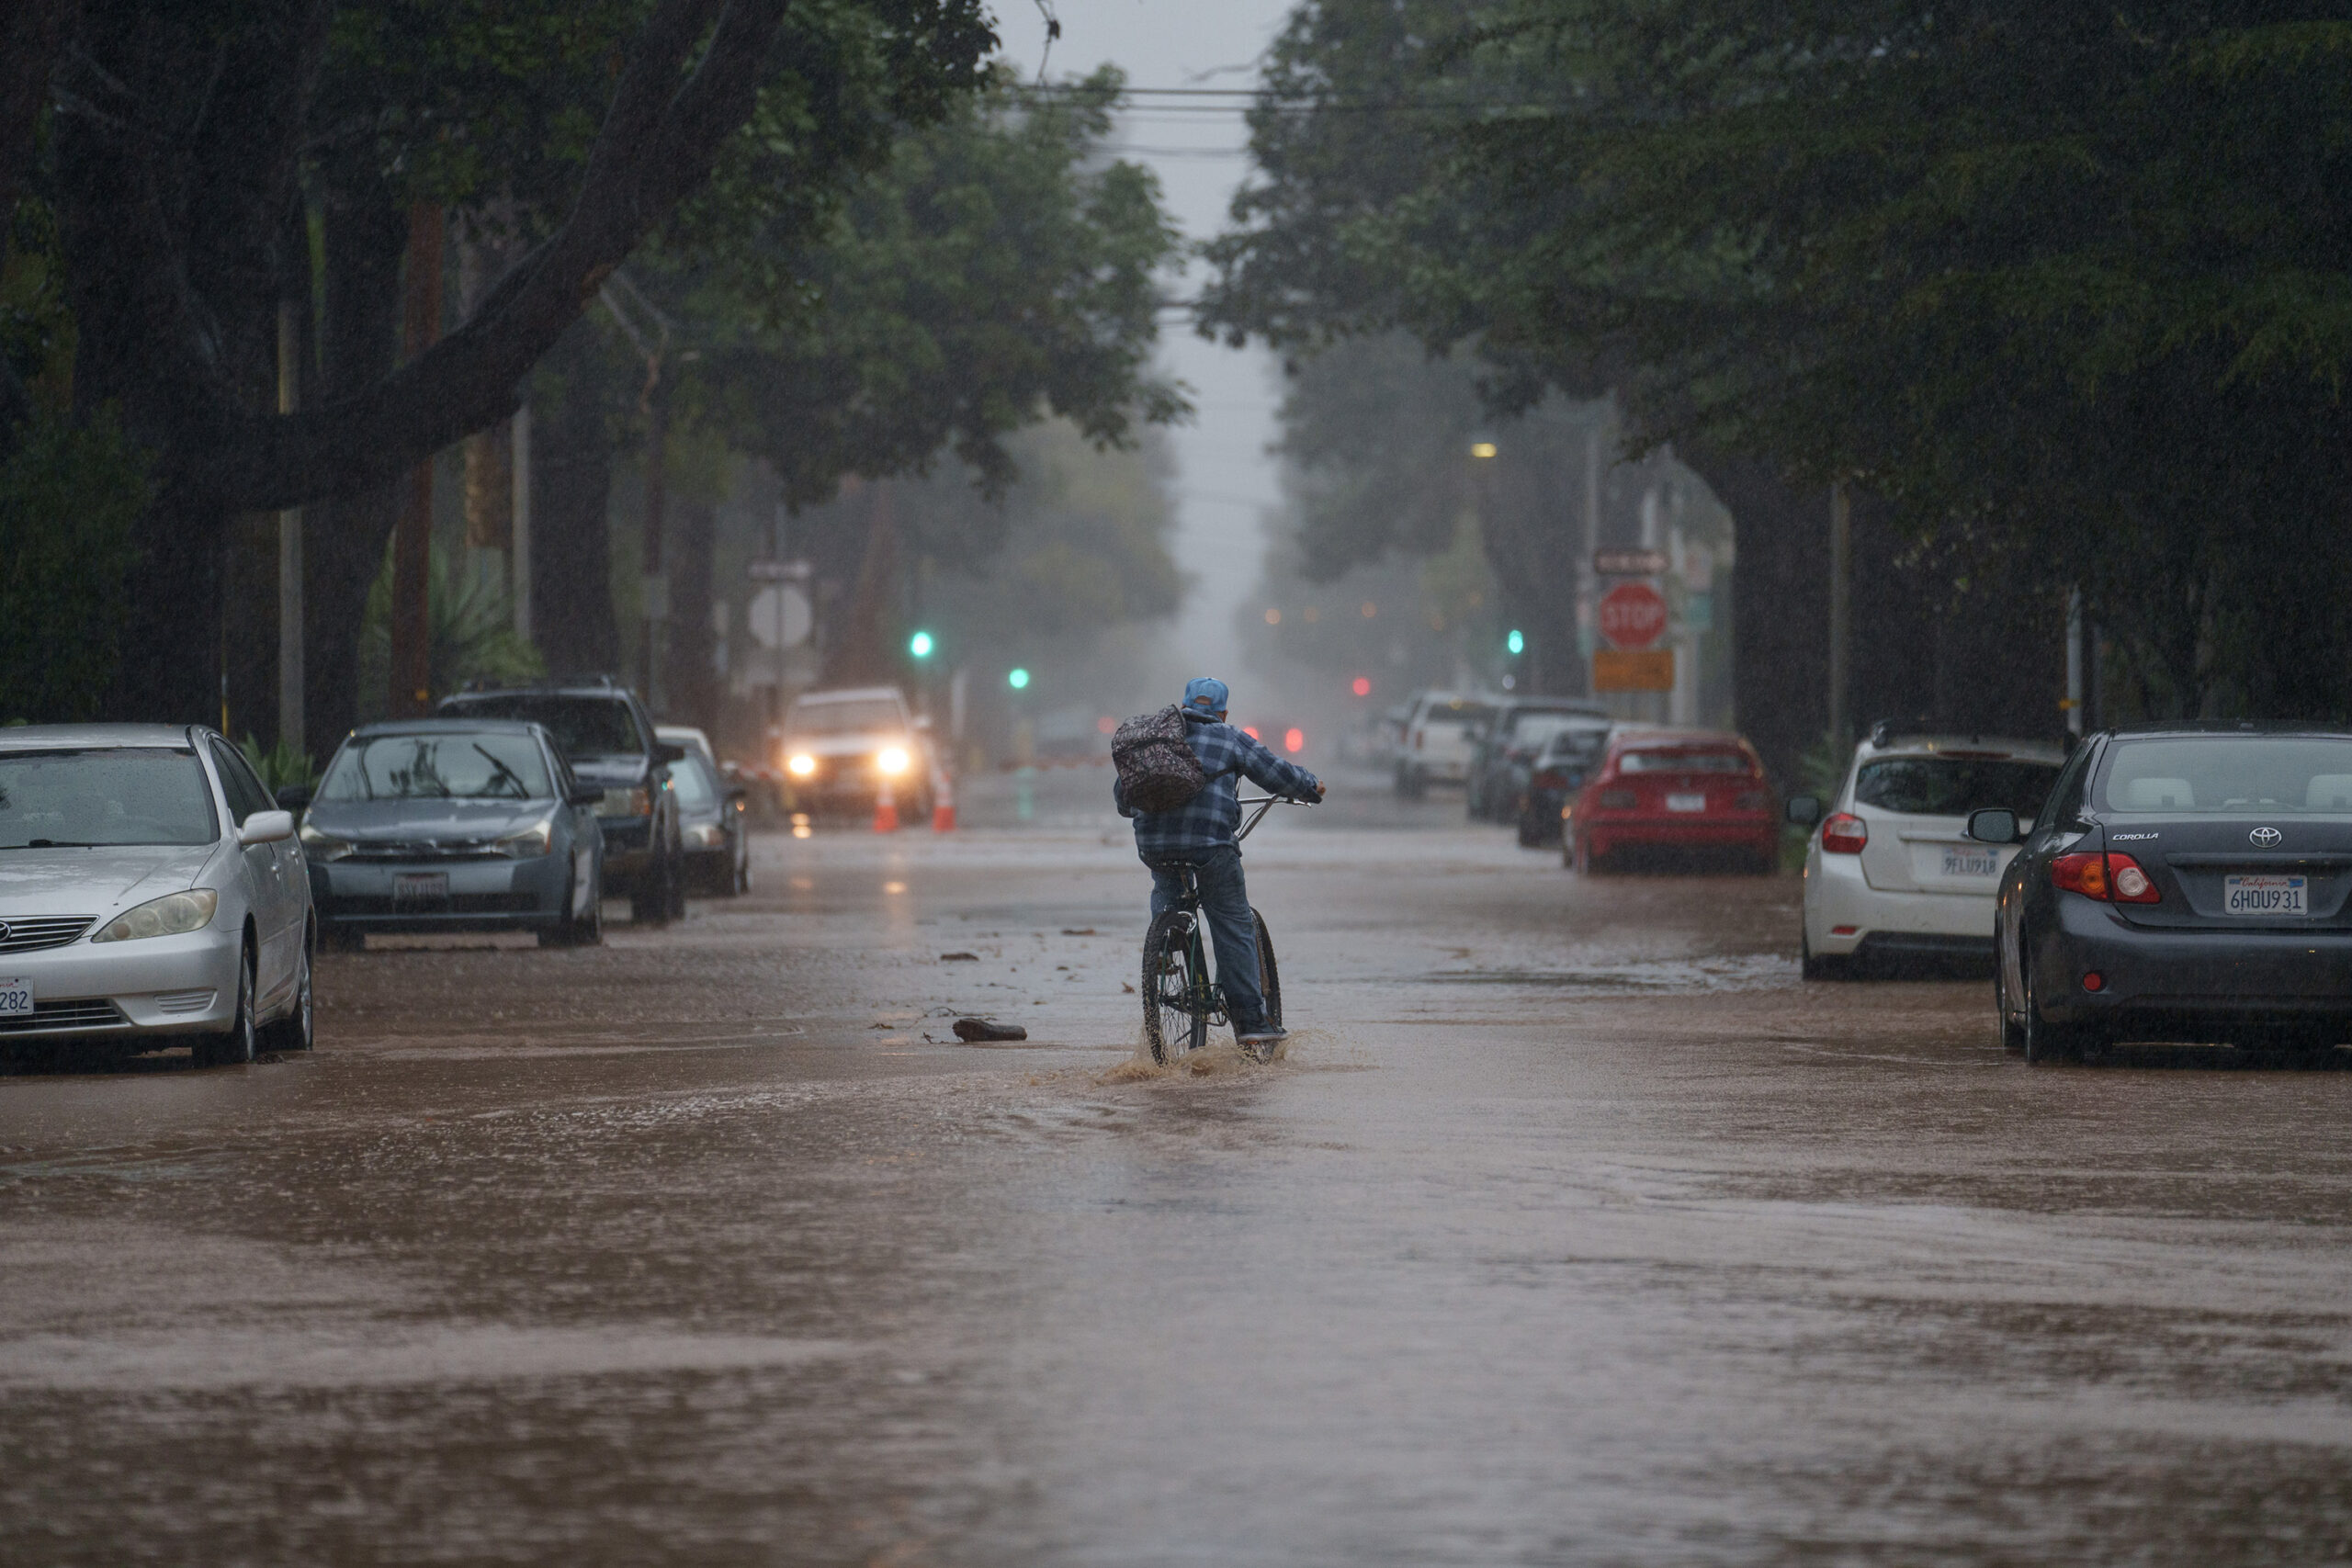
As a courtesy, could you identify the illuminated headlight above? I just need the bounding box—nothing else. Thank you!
[599,786,652,818]
[876,747,910,776]
[298,820,353,862]
[684,822,725,848]
[494,817,555,858]
[786,752,818,777]
[92,889,219,943]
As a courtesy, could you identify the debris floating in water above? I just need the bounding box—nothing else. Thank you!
[939,952,979,962]
[954,1018,1027,1042]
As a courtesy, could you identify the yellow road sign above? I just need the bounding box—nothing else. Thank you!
[1593,649,1675,692]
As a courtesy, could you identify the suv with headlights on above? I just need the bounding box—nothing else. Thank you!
[437,678,687,924]
[779,686,931,823]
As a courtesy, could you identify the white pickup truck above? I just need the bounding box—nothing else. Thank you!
[1396,691,1496,798]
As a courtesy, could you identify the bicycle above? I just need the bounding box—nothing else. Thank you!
[1139,795,1301,1064]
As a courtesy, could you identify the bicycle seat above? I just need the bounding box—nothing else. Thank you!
[1143,858,1199,876]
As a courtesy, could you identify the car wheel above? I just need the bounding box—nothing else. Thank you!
[1995,954,2026,1052]
[732,837,752,895]
[1396,764,1425,801]
[322,919,364,953]
[259,929,314,1053]
[193,942,257,1068]
[666,840,689,919]
[1517,812,1542,849]
[2022,953,2090,1065]
[1800,929,1849,982]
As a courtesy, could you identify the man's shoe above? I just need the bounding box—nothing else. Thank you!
[1236,1023,1288,1060]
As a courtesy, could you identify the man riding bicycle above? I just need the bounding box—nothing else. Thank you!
[1114,677,1324,1048]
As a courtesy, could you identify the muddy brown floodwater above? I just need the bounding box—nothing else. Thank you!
[4,773,2352,1565]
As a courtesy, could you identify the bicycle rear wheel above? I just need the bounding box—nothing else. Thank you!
[1142,910,1209,1064]
[1253,909,1281,1031]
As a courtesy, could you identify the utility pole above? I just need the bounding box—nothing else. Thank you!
[1827,481,1852,747]
[511,401,532,641]
[276,299,303,755]
[599,273,672,706]
[2064,587,2084,738]
[1581,416,1602,698]
[391,203,443,717]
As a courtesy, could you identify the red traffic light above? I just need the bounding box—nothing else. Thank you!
[1351,677,1371,697]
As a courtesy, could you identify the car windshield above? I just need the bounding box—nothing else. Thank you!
[2097,737,2352,814]
[1420,703,1492,732]
[319,733,552,802]
[669,754,718,809]
[0,749,219,848]
[1856,756,2057,818]
[446,696,643,759]
[1620,748,1752,774]
[1541,728,1610,761]
[787,698,902,735]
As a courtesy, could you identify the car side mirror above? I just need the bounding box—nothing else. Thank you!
[569,784,605,808]
[654,741,688,765]
[274,783,312,811]
[239,809,296,846]
[1785,795,1822,827]
[1966,807,2020,844]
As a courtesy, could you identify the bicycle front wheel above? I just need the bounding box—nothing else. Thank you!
[1253,908,1282,1031]
[1142,910,1209,1064]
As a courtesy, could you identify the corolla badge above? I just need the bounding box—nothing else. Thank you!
[2251,826,2284,847]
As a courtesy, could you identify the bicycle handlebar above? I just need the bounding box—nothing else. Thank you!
[1236,792,1312,841]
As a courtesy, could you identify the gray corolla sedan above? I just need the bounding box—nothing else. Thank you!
[0,724,312,1067]
[291,719,605,949]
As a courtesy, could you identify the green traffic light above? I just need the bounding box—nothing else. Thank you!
[1008,667,1030,690]
[909,630,934,659]
[1507,628,1525,655]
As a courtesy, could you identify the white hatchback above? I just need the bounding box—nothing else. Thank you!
[1790,731,2065,978]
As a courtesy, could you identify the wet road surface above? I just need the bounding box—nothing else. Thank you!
[6,772,2352,1564]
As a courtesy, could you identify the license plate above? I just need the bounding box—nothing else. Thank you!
[1941,846,2000,878]
[392,872,449,908]
[2225,874,2307,917]
[1665,792,1707,813]
[0,977,28,1018]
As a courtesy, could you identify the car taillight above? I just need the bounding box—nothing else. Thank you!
[1599,788,1638,810]
[1820,812,1867,853]
[2051,850,2160,904]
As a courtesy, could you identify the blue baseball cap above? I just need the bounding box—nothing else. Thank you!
[1182,677,1229,717]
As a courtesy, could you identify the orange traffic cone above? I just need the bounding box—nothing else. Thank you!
[872,781,899,833]
[931,766,956,832]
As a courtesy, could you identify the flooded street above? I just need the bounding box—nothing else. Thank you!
[6,773,2352,1564]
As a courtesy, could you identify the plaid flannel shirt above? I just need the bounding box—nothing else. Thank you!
[1115,716,1321,854]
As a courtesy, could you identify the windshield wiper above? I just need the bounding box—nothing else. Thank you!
[8,839,98,849]
[472,744,531,799]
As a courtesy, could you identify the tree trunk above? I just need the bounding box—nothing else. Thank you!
[303,181,408,750]
[666,496,718,733]
[531,322,620,680]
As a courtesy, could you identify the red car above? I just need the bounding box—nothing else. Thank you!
[1566,729,1778,874]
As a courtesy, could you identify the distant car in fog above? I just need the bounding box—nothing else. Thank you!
[1568,729,1777,874]
[779,686,933,821]
[296,719,606,949]
[1788,728,2064,979]
[1515,723,1614,847]
[1396,691,1495,798]
[1467,700,1611,821]
[656,727,750,896]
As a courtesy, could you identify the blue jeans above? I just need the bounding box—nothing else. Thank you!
[1144,844,1269,1032]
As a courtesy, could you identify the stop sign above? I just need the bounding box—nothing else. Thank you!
[1598,581,1668,649]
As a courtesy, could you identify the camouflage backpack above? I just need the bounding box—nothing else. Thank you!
[1112,705,1207,814]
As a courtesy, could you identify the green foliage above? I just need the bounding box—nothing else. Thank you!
[356,541,545,720]
[0,411,146,721]
[1204,0,2352,721]
[239,734,320,793]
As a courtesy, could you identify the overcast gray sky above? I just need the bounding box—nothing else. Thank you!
[994,0,1296,668]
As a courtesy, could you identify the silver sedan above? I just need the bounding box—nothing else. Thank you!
[0,724,313,1067]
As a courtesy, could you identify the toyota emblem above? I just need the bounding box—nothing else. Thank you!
[0,922,10,943]
[2252,826,2284,847]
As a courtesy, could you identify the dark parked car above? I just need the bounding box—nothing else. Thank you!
[658,726,749,896]
[292,719,605,948]
[1466,701,1610,821]
[437,679,686,924]
[1973,725,2352,1062]
[1514,725,1611,847]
